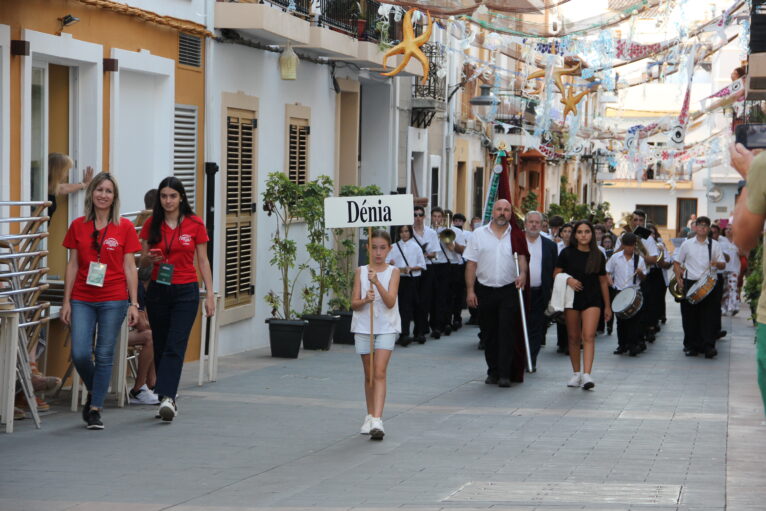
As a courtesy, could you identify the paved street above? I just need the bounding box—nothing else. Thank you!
[1,298,765,511]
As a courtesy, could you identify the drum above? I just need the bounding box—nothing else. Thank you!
[686,273,717,304]
[612,287,643,319]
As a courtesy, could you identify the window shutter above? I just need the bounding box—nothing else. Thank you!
[174,105,198,210]
[287,118,309,185]
[224,110,257,308]
[178,33,202,67]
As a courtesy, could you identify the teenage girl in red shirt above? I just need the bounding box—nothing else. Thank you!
[61,173,141,430]
[140,177,215,422]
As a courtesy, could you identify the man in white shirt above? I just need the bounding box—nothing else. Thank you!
[465,199,529,387]
[673,216,726,358]
[412,205,437,341]
[524,211,558,371]
[606,233,647,356]
[448,213,469,330]
[429,207,453,338]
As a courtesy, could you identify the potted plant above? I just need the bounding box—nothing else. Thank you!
[329,184,382,344]
[299,175,340,350]
[353,0,368,39]
[262,172,308,358]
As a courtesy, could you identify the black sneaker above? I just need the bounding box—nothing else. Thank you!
[86,409,104,430]
[81,394,92,424]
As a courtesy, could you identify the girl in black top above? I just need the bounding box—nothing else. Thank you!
[554,220,612,390]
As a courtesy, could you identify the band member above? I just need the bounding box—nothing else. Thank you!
[387,225,427,345]
[556,223,573,354]
[524,211,558,371]
[430,207,457,338]
[555,220,612,390]
[709,224,729,338]
[412,206,437,339]
[606,233,647,356]
[465,200,528,387]
[721,225,741,316]
[448,213,469,330]
[650,225,671,325]
[673,216,726,358]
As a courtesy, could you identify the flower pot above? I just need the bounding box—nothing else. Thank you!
[302,314,339,350]
[356,19,367,39]
[331,310,354,344]
[266,319,306,358]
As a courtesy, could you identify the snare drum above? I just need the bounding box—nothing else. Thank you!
[686,273,717,304]
[611,287,643,319]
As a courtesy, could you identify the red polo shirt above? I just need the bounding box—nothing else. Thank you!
[63,216,142,302]
[139,215,208,284]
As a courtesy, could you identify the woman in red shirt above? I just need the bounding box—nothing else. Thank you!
[61,173,141,430]
[140,176,214,422]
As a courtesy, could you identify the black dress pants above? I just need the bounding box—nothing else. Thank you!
[416,266,433,332]
[616,306,643,353]
[527,287,548,368]
[712,274,724,335]
[681,278,717,354]
[449,263,466,324]
[429,263,450,332]
[476,282,520,379]
[397,276,421,337]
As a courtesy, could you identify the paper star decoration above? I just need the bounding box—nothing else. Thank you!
[381,9,433,85]
[526,60,595,119]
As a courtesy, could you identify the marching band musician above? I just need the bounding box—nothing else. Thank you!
[429,207,456,338]
[412,206,438,341]
[606,233,647,357]
[387,225,427,345]
[465,200,528,388]
[673,216,726,358]
[448,213,469,331]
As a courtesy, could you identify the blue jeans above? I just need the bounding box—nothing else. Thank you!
[70,300,128,408]
[145,282,199,399]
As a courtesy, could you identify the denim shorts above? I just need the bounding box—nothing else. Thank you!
[354,333,397,354]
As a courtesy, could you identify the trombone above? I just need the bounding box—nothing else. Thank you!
[439,212,457,244]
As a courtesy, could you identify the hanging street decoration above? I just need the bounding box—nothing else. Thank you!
[381,9,434,85]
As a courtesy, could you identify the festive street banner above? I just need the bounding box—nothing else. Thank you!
[324,195,414,229]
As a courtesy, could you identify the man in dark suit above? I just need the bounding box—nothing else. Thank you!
[524,211,558,371]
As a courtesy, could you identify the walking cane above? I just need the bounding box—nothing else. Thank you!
[368,226,374,386]
[513,252,534,373]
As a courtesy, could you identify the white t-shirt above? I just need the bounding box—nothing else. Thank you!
[463,224,517,287]
[719,236,741,274]
[675,236,725,281]
[526,235,543,288]
[387,239,427,277]
[606,251,647,291]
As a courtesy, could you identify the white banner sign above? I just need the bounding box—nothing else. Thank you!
[324,194,414,229]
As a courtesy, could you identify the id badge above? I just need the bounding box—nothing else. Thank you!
[86,262,107,287]
[156,263,175,286]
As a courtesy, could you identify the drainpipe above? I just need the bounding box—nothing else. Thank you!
[445,27,454,210]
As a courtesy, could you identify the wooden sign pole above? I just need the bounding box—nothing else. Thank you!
[368,226,374,386]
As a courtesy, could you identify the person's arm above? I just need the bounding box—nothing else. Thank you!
[712,245,726,271]
[123,252,139,327]
[195,243,216,317]
[350,267,371,311]
[61,249,79,325]
[731,143,765,252]
[600,274,612,322]
[56,165,94,195]
[673,261,685,291]
[465,260,478,308]
[515,254,528,289]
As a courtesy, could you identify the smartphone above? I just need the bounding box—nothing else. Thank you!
[735,123,766,149]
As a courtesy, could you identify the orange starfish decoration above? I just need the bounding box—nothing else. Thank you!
[381,9,433,85]
[526,61,594,118]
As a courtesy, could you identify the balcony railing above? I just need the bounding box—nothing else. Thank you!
[269,0,311,17]
[412,43,446,102]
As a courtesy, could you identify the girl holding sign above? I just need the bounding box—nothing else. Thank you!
[351,230,400,440]
[140,177,215,423]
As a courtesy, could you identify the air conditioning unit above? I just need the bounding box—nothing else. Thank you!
[747,52,766,100]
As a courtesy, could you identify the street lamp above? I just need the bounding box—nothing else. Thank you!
[469,84,500,124]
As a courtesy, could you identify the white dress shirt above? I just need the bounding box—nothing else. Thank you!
[675,236,725,281]
[434,226,465,264]
[557,240,567,254]
[606,251,647,291]
[526,234,543,288]
[463,224,517,287]
[387,238,427,277]
[719,236,741,274]
[413,226,438,265]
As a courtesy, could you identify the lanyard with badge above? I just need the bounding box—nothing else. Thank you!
[156,218,182,285]
[86,223,109,287]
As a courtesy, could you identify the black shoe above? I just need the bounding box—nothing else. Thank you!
[661,317,667,324]
[717,330,727,339]
[396,336,412,347]
[639,342,647,352]
[705,349,718,359]
[485,375,498,384]
[82,394,92,424]
[431,330,441,339]
[685,350,699,357]
[498,378,511,388]
[629,349,639,357]
[477,340,485,350]
[613,347,627,355]
[452,321,462,331]
[444,325,452,336]
[606,328,613,336]
[86,409,104,430]
[416,335,426,344]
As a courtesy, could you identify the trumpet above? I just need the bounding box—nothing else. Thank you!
[439,228,456,244]
[668,276,685,300]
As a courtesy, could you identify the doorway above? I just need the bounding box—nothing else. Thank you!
[676,198,698,236]
[456,161,466,214]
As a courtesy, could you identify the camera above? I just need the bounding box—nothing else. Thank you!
[735,123,766,150]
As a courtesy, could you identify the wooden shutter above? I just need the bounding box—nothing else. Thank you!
[174,105,198,210]
[287,117,309,185]
[224,109,256,308]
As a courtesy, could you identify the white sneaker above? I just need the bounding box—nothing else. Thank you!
[567,372,582,387]
[369,417,385,440]
[129,385,160,405]
[581,373,595,390]
[360,414,373,435]
[158,397,177,422]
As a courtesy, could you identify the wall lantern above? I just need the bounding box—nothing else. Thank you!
[469,84,499,124]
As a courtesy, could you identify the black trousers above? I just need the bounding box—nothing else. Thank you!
[476,282,520,379]
[415,266,433,332]
[527,287,549,368]
[712,274,724,335]
[643,268,665,328]
[398,276,422,337]
[680,278,717,354]
[429,263,451,332]
[556,321,568,351]
[616,302,643,352]
[145,281,199,399]
[449,263,466,324]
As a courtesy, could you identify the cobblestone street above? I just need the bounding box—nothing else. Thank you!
[1,299,764,511]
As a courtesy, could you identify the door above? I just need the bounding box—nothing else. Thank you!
[473,166,484,220]
[677,198,697,236]
[456,161,466,214]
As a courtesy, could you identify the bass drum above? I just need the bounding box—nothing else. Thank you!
[612,287,643,319]
[686,273,717,304]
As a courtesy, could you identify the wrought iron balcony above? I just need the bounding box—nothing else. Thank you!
[411,43,446,129]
